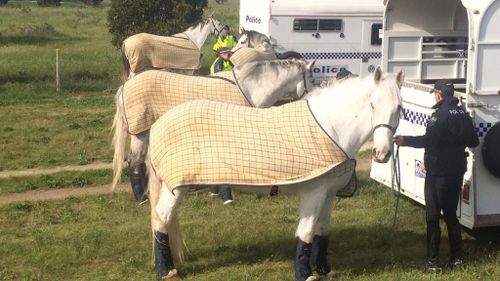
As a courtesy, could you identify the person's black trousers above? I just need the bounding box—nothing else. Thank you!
[424,174,463,262]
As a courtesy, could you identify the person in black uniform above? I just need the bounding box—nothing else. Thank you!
[394,79,479,273]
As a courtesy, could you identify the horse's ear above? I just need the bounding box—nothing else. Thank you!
[396,70,405,89]
[306,59,317,70]
[374,67,382,84]
[240,27,246,34]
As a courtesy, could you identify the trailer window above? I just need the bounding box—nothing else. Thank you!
[293,19,318,31]
[293,19,343,32]
[319,19,342,31]
[371,24,383,45]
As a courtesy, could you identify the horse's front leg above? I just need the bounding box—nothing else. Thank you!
[295,184,329,281]
[128,131,150,203]
[311,192,338,278]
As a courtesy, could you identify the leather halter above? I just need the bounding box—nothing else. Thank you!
[209,17,222,37]
[373,123,397,134]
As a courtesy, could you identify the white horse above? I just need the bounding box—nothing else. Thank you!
[146,67,404,281]
[111,59,316,201]
[236,28,274,52]
[121,16,224,81]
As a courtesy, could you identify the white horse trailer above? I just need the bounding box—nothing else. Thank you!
[239,0,384,83]
[371,0,500,229]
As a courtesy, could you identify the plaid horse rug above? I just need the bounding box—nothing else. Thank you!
[230,47,277,68]
[123,33,200,73]
[121,70,248,135]
[150,99,356,193]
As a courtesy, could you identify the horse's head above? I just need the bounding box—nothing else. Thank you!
[294,59,316,100]
[208,15,224,37]
[370,67,404,163]
[236,30,273,52]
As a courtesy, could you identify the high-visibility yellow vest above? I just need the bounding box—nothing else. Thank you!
[210,58,233,74]
[213,35,237,53]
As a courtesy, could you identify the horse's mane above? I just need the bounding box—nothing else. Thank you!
[235,59,306,81]
[306,72,402,109]
[185,18,208,31]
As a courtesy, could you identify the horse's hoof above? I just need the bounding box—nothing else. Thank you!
[161,269,180,281]
[305,276,318,281]
[320,270,338,277]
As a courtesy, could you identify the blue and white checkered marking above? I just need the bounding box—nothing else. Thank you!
[299,52,382,60]
[476,122,493,137]
[402,109,493,137]
[402,109,430,127]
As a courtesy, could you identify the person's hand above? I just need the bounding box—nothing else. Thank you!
[394,135,404,146]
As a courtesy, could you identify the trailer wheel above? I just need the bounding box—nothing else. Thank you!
[278,51,303,60]
[482,122,500,179]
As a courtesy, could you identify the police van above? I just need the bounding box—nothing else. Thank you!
[371,0,500,229]
[239,0,384,83]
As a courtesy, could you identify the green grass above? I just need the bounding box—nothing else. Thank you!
[0,1,240,172]
[0,172,498,280]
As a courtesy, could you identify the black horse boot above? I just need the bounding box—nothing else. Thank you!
[311,235,333,276]
[154,231,177,279]
[295,239,314,281]
[129,161,148,204]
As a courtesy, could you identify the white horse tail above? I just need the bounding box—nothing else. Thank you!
[167,211,185,264]
[111,85,128,190]
[149,165,186,264]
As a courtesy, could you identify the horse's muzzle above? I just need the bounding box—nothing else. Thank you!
[372,149,392,163]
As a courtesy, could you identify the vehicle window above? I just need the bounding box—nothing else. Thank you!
[293,19,318,31]
[370,23,383,45]
[318,19,342,31]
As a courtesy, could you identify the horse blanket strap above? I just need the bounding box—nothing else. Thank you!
[123,33,200,73]
[150,100,354,192]
[229,47,277,68]
[335,160,358,198]
[122,70,248,135]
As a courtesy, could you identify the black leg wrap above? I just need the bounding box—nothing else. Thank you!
[312,235,331,276]
[154,231,175,278]
[295,239,313,281]
[130,162,148,203]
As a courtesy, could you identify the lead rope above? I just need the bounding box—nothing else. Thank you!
[391,142,401,227]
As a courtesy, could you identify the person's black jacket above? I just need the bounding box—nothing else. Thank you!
[403,97,479,176]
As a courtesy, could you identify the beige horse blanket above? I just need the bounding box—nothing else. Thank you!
[122,70,248,135]
[230,47,277,68]
[123,33,200,73]
[150,99,355,192]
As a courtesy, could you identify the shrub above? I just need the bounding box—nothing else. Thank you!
[37,0,61,6]
[0,0,9,6]
[80,0,103,6]
[107,0,208,47]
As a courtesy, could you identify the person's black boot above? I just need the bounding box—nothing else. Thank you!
[424,258,442,274]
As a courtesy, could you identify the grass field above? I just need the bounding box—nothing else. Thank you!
[0,2,499,281]
[0,172,498,281]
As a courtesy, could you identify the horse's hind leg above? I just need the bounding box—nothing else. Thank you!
[295,183,330,281]
[128,132,150,203]
[149,170,185,279]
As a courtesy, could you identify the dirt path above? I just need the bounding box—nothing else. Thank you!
[0,183,129,205]
[0,162,112,179]
[0,158,371,205]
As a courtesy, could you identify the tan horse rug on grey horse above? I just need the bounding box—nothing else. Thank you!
[150,99,356,192]
[121,70,247,135]
[123,33,200,73]
[229,47,277,68]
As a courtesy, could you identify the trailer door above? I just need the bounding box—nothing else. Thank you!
[360,20,383,76]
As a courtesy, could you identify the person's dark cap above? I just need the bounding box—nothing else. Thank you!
[336,69,352,80]
[430,79,454,97]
